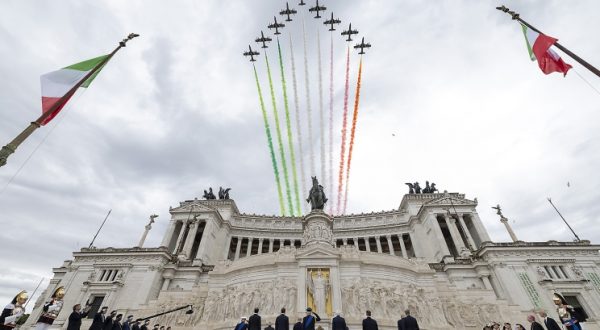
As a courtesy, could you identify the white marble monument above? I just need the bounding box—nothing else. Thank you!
[24,192,600,329]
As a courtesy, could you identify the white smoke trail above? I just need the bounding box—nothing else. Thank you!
[302,19,316,179]
[289,34,307,214]
[328,34,334,215]
[317,29,325,189]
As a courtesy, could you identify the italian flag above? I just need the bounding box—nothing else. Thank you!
[521,24,572,76]
[40,55,110,125]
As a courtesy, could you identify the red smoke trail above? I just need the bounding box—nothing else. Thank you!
[343,57,363,214]
[336,46,351,215]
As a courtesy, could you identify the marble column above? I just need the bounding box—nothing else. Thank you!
[430,213,450,256]
[182,220,200,258]
[365,238,371,252]
[234,237,242,260]
[470,213,492,242]
[444,214,466,252]
[161,278,172,291]
[160,220,177,247]
[258,238,264,255]
[376,236,383,253]
[173,220,188,254]
[269,239,274,253]
[480,275,493,290]
[398,234,408,258]
[386,235,395,256]
[194,219,213,261]
[223,236,233,260]
[343,238,348,246]
[246,238,254,257]
[458,213,477,249]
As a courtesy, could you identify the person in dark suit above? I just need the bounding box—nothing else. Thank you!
[131,320,141,330]
[67,304,91,330]
[264,323,274,330]
[362,310,378,330]
[122,315,133,330]
[302,307,321,330]
[538,311,561,330]
[103,311,117,330]
[331,312,348,330]
[275,308,289,330]
[89,306,108,330]
[400,309,419,330]
[111,314,123,330]
[527,315,544,330]
[292,318,302,330]
[248,308,261,330]
[140,320,150,330]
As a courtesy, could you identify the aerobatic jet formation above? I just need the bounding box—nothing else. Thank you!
[268,16,285,35]
[341,23,359,41]
[308,0,327,19]
[324,12,341,31]
[243,45,260,62]
[280,2,297,22]
[354,37,371,54]
[255,31,272,48]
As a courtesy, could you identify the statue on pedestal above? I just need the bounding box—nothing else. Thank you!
[307,177,327,210]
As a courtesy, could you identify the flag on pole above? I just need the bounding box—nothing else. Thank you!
[521,24,572,76]
[40,55,110,125]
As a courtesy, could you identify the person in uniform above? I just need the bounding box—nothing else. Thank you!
[67,303,91,330]
[553,293,581,330]
[0,291,28,330]
[36,286,65,330]
[235,316,248,330]
[302,307,321,330]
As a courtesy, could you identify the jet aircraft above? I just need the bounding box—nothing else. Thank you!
[243,45,260,62]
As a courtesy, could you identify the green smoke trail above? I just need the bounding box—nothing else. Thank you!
[277,38,302,216]
[265,54,294,216]
[253,64,286,216]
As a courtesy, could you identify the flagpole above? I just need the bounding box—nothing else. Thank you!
[496,6,600,78]
[89,209,112,248]
[0,33,139,168]
[547,197,581,242]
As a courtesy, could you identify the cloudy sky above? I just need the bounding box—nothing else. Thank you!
[1,0,599,306]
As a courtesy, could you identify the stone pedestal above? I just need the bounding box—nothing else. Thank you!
[302,210,334,247]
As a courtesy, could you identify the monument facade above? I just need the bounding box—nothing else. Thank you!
[24,192,600,329]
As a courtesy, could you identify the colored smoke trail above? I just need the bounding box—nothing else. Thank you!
[277,38,302,216]
[343,57,364,214]
[289,34,307,214]
[328,34,334,215]
[336,46,351,215]
[302,19,316,179]
[265,54,294,216]
[253,64,285,216]
[317,30,326,188]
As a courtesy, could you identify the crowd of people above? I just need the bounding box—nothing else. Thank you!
[0,288,581,330]
[232,307,420,330]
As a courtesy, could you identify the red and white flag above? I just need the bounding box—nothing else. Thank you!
[521,24,572,76]
[40,55,109,125]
